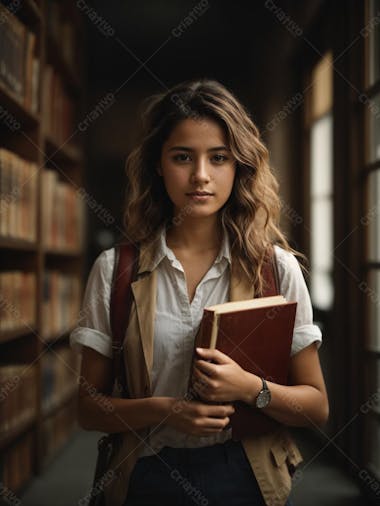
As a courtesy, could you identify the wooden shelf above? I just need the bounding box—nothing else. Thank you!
[41,326,74,345]
[0,415,36,451]
[0,0,85,490]
[44,248,82,258]
[45,135,83,165]
[0,82,40,129]
[0,237,38,251]
[0,326,38,345]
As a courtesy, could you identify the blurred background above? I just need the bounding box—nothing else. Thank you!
[0,0,379,505]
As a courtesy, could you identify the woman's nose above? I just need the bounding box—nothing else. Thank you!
[190,157,210,182]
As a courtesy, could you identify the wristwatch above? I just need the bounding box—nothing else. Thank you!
[255,377,271,409]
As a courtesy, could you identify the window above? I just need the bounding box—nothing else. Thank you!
[367,170,380,263]
[368,0,380,87]
[306,52,334,311]
[364,0,380,479]
[369,92,380,163]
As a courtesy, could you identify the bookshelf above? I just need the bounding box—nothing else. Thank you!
[0,0,86,493]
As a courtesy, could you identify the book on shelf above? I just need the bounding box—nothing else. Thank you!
[0,3,40,113]
[0,148,38,242]
[0,430,34,492]
[46,0,77,71]
[187,295,297,439]
[41,270,81,339]
[0,364,37,435]
[41,346,81,414]
[41,168,84,252]
[42,64,75,144]
[0,271,36,333]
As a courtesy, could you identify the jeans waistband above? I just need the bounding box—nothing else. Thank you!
[148,438,244,466]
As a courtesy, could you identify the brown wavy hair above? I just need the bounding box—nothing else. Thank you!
[123,78,307,296]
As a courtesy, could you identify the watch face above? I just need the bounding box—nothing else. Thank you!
[256,389,271,409]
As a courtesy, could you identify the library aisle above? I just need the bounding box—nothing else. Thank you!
[1,1,379,505]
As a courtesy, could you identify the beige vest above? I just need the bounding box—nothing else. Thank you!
[104,239,303,506]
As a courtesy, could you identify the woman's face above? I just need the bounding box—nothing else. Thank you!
[159,117,236,222]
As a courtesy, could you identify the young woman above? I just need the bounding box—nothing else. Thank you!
[70,78,329,506]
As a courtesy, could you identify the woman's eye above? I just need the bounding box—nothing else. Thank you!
[173,153,191,162]
[172,153,229,164]
[212,154,228,163]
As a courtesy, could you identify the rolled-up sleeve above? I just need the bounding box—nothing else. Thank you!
[274,245,322,356]
[69,248,115,358]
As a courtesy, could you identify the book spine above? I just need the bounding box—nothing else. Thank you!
[209,312,220,349]
[186,310,218,401]
[196,309,214,349]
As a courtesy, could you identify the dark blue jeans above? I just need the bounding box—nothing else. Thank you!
[124,439,293,506]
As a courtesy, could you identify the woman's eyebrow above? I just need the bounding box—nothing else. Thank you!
[168,146,230,152]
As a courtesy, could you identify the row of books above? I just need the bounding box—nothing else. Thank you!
[41,271,81,339]
[0,431,34,493]
[0,271,36,334]
[0,364,37,435]
[0,149,84,248]
[42,169,84,252]
[0,269,82,338]
[0,349,79,490]
[41,347,81,414]
[0,1,83,492]
[42,399,77,463]
[47,0,77,71]
[0,148,38,241]
[0,3,39,113]
[42,64,75,144]
[1,410,79,493]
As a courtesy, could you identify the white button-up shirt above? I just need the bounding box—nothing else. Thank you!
[70,224,322,458]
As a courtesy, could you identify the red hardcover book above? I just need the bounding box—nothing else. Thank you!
[187,295,297,439]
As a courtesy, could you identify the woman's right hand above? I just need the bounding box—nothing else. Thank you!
[164,397,235,437]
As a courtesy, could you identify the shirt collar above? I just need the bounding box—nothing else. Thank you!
[150,222,232,272]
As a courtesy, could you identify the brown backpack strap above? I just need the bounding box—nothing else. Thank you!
[261,244,280,297]
[110,242,139,396]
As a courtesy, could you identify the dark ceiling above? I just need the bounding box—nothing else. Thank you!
[86,1,321,94]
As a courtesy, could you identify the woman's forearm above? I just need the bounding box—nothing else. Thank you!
[241,372,329,428]
[77,394,172,433]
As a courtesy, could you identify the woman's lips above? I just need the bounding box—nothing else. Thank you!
[186,193,214,201]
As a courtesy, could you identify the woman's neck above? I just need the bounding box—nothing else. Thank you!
[166,219,223,253]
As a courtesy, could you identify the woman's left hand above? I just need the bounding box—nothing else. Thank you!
[191,348,248,403]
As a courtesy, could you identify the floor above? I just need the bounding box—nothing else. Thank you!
[18,427,369,506]
[290,429,367,506]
